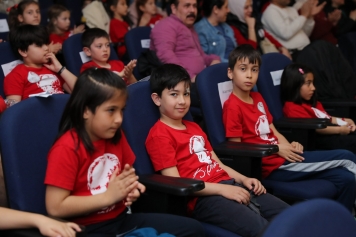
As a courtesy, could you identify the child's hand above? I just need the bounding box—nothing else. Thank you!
[339,125,351,135]
[125,182,146,206]
[277,143,304,163]
[345,118,356,132]
[241,178,266,196]
[36,215,81,237]
[73,24,85,35]
[123,60,137,78]
[291,141,303,152]
[105,164,138,205]
[44,53,63,73]
[49,42,62,54]
[219,184,250,205]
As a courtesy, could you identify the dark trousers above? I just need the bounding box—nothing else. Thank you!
[85,212,205,237]
[192,179,289,237]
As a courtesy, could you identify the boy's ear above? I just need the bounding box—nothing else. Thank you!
[227,68,233,80]
[151,93,161,106]
[83,47,92,57]
[18,49,27,58]
[17,15,24,23]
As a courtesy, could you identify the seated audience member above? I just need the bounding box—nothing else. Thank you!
[281,63,356,153]
[80,28,137,85]
[222,44,356,212]
[261,0,324,59]
[324,0,356,36]
[106,0,133,61]
[136,0,163,27]
[47,4,85,45]
[194,0,236,63]
[0,207,81,236]
[129,0,167,27]
[146,63,289,237]
[0,0,37,14]
[8,0,62,54]
[4,25,77,103]
[227,0,291,59]
[150,0,220,81]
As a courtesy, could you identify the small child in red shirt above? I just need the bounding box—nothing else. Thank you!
[136,0,163,27]
[47,4,85,45]
[80,28,137,85]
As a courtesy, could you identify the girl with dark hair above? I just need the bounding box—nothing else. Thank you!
[194,0,236,62]
[44,68,205,237]
[7,0,39,31]
[281,63,356,153]
[136,0,163,27]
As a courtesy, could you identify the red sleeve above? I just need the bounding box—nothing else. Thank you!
[4,65,26,97]
[145,134,178,172]
[50,34,61,44]
[222,98,244,138]
[119,130,136,166]
[316,101,331,117]
[310,11,335,43]
[283,102,313,118]
[148,14,163,26]
[80,61,96,73]
[109,20,129,58]
[230,25,257,49]
[264,30,282,49]
[0,96,6,113]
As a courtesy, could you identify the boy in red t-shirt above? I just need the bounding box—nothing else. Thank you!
[4,25,77,102]
[145,63,289,237]
[80,28,137,85]
[222,44,356,211]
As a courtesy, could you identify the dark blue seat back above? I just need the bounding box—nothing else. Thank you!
[195,63,230,147]
[124,27,152,79]
[62,33,119,76]
[0,41,22,98]
[256,53,292,120]
[0,95,70,214]
[261,199,356,237]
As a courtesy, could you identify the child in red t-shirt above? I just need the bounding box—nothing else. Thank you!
[107,0,133,59]
[47,4,85,45]
[222,44,356,211]
[80,28,137,85]
[146,63,289,237]
[4,24,77,103]
[136,0,163,27]
[280,63,356,153]
[45,67,204,236]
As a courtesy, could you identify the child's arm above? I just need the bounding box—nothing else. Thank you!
[122,60,137,85]
[46,165,138,218]
[44,53,77,93]
[0,207,81,237]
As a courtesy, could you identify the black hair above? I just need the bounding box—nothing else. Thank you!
[150,64,191,96]
[169,0,180,7]
[81,28,110,48]
[9,24,50,58]
[280,63,316,106]
[104,0,134,27]
[228,44,261,70]
[202,0,226,16]
[8,0,39,31]
[57,68,127,153]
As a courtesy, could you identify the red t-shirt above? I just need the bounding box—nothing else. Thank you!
[80,60,128,84]
[146,120,231,211]
[283,101,332,119]
[4,64,65,100]
[0,96,6,113]
[147,14,163,27]
[49,31,71,44]
[222,92,285,178]
[45,129,135,226]
[109,18,129,58]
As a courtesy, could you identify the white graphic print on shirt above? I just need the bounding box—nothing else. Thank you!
[190,135,222,179]
[87,153,120,214]
[311,107,331,119]
[27,72,62,94]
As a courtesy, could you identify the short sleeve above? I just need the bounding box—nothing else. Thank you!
[222,99,243,138]
[119,130,135,166]
[145,135,178,171]
[4,68,25,97]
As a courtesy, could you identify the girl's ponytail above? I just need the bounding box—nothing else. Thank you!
[8,4,20,31]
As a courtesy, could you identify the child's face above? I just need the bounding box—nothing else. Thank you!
[20,43,49,66]
[18,3,41,25]
[300,73,315,101]
[84,37,111,64]
[228,58,259,93]
[55,11,71,32]
[112,0,128,17]
[83,89,127,142]
[141,0,157,15]
[152,81,191,124]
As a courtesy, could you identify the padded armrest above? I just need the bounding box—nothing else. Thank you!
[213,141,278,158]
[139,174,204,196]
[321,99,356,107]
[274,118,328,129]
[1,225,86,237]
